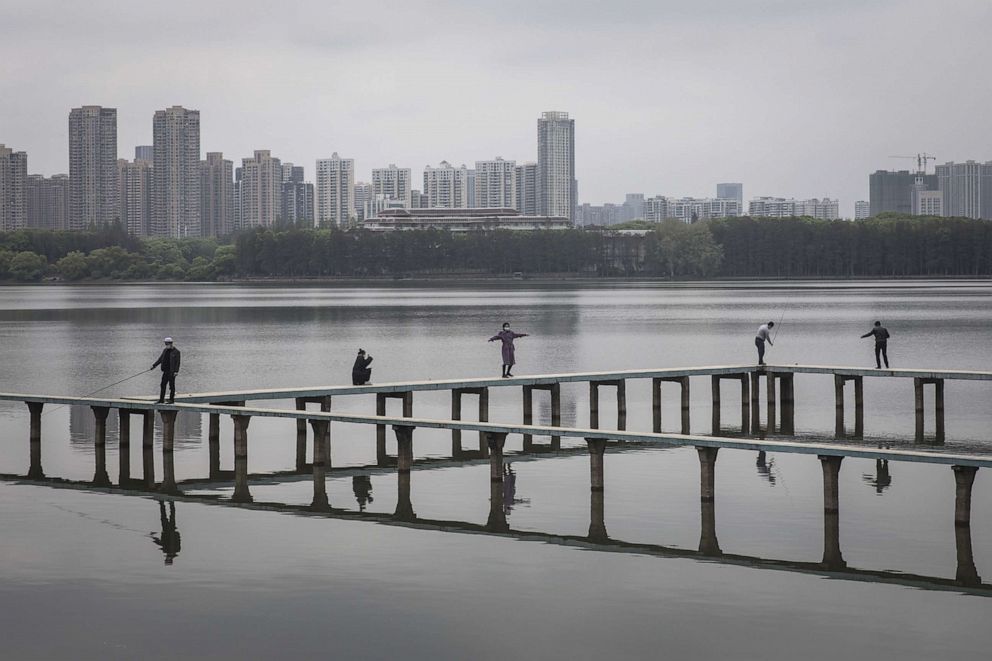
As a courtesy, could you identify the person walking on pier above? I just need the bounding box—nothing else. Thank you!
[755,321,774,365]
[352,348,373,385]
[861,321,890,369]
[489,322,529,378]
[150,337,181,404]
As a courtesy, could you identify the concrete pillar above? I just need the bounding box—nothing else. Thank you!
[394,425,414,473]
[696,446,719,501]
[27,402,44,479]
[91,406,111,487]
[142,411,155,448]
[376,393,387,464]
[955,522,981,586]
[394,471,415,521]
[699,499,721,555]
[780,374,795,435]
[652,377,663,433]
[142,441,155,489]
[710,376,721,435]
[159,410,178,495]
[550,383,561,450]
[766,373,777,434]
[740,374,751,434]
[208,413,220,479]
[586,437,607,491]
[822,511,846,570]
[588,489,608,542]
[480,388,491,453]
[486,480,509,532]
[680,376,691,435]
[853,376,864,439]
[834,374,845,438]
[749,372,760,435]
[319,397,332,468]
[295,398,308,471]
[616,379,627,431]
[451,389,463,456]
[232,415,252,503]
[914,377,925,443]
[935,379,945,444]
[952,465,978,527]
[118,409,131,484]
[487,432,507,482]
[309,419,330,511]
[589,382,600,429]
[819,455,843,514]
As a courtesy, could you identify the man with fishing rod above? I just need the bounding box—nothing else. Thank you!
[151,337,181,404]
[755,320,775,366]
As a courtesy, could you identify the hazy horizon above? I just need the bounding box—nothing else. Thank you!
[3,0,991,217]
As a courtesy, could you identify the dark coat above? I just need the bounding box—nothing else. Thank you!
[153,347,182,374]
[861,327,890,344]
[352,354,373,385]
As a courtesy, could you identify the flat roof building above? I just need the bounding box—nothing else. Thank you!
[364,207,570,232]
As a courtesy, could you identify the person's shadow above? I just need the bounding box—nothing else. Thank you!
[862,458,892,494]
[150,500,182,565]
[353,475,374,512]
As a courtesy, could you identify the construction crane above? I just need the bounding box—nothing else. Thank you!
[888,153,938,174]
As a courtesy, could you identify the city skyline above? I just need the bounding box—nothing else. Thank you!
[3,1,991,219]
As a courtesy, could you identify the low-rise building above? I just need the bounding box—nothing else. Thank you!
[364,207,571,232]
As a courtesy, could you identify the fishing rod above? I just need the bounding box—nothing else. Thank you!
[41,369,151,417]
[771,309,786,344]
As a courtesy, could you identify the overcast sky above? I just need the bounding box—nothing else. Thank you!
[3,0,991,216]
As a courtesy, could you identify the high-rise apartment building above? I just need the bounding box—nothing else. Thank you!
[117,158,153,236]
[716,183,743,207]
[372,164,412,207]
[474,157,517,209]
[621,193,645,221]
[134,146,153,162]
[935,161,992,219]
[854,200,870,219]
[0,145,28,231]
[282,179,314,226]
[515,162,538,216]
[153,106,200,237]
[537,111,576,221]
[68,105,118,230]
[913,190,944,216]
[239,150,282,228]
[354,181,373,222]
[199,152,234,236]
[423,161,469,208]
[868,170,937,217]
[26,174,69,230]
[410,189,428,209]
[315,153,355,226]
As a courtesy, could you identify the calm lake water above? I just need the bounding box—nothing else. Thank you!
[2,280,992,659]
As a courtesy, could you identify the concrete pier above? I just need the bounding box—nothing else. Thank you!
[653,376,690,435]
[699,499,721,555]
[142,440,155,488]
[955,523,982,586]
[27,402,44,479]
[486,432,507,482]
[309,419,331,511]
[91,406,110,487]
[750,372,796,435]
[711,373,749,435]
[208,413,220,479]
[819,455,843,513]
[452,387,489,457]
[952,465,978,526]
[295,397,331,471]
[377,392,412,465]
[586,438,607,491]
[393,425,414,473]
[486,480,509,532]
[697,446,719,502]
[822,511,846,570]
[522,383,561,451]
[589,380,626,432]
[914,377,946,443]
[588,489,608,542]
[118,409,131,484]
[818,456,846,568]
[394,471,415,521]
[232,415,252,503]
[159,410,179,495]
[834,375,864,438]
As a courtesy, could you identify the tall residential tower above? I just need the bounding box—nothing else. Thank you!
[152,106,201,237]
[68,105,118,230]
[537,111,576,221]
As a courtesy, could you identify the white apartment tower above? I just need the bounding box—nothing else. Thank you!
[153,106,201,237]
[316,153,355,226]
[537,111,576,221]
[240,150,282,228]
[854,200,870,219]
[117,158,153,236]
[68,105,118,230]
[0,145,28,231]
[372,164,412,207]
[423,161,469,208]
[200,152,235,236]
[515,162,538,216]
[475,157,517,209]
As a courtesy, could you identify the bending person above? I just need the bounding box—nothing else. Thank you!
[860,321,890,369]
[755,321,774,366]
[352,348,373,385]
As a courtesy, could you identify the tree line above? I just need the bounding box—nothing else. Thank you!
[0,214,989,282]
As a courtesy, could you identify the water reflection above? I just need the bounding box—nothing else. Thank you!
[862,458,893,494]
[755,451,777,486]
[150,500,181,565]
[353,475,374,511]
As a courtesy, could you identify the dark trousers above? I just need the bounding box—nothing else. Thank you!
[755,337,766,364]
[159,372,176,402]
[352,368,371,386]
[874,342,889,368]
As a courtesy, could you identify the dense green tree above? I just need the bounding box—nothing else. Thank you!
[55,251,89,280]
[9,251,48,281]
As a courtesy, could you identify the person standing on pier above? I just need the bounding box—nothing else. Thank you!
[755,321,774,365]
[352,348,373,385]
[489,322,529,378]
[861,321,890,369]
[150,337,181,404]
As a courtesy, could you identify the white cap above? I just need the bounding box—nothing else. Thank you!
[164,337,173,344]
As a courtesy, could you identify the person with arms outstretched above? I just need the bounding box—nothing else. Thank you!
[755,321,774,365]
[861,320,890,368]
[489,322,528,378]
